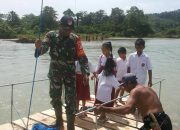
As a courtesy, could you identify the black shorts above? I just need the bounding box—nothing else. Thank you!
[139,112,172,130]
[94,99,114,107]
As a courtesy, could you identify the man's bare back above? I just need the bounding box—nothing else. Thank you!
[128,85,164,117]
[95,73,172,130]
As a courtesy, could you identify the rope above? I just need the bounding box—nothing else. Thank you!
[75,94,129,116]
[0,79,49,88]
[75,80,164,117]
[26,0,44,129]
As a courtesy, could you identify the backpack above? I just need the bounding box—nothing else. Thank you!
[31,123,59,130]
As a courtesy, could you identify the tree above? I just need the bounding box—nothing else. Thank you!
[63,9,75,17]
[123,6,153,37]
[81,12,95,26]
[21,14,39,34]
[110,7,125,33]
[93,10,107,24]
[6,11,20,27]
[0,22,15,38]
[0,13,6,21]
[75,11,87,26]
[110,7,125,24]
[42,6,58,32]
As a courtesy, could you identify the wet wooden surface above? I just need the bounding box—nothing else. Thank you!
[0,99,143,130]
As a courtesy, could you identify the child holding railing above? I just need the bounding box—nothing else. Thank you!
[95,58,121,124]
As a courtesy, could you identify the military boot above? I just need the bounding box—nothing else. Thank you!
[54,107,63,127]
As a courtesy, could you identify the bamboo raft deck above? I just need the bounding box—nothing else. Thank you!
[0,100,143,130]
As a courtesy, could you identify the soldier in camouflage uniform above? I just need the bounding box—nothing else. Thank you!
[35,16,89,130]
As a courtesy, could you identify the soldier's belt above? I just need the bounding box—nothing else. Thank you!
[51,60,74,65]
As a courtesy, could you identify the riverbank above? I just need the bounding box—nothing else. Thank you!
[1,36,180,44]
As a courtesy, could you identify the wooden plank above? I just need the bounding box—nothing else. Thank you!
[81,100,142,123]
[42,109,107,130]
[13,117,37,130]
[51,107,140,130]
[75,117,107,130]
[85,100,142,122]
[77,101,143,129]
[85,112,143,129]
[30,113,56,125]
[0,123,21,130]
[106,113,143,128]
[79,113,138,130]
[30,113,79,130]
[61,108,137,130]
[41,109,55,117]
[0,97,144,130]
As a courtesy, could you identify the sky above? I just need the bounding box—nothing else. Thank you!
[0,0,180,18]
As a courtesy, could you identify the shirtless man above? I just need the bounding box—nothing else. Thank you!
[95,73,172,130]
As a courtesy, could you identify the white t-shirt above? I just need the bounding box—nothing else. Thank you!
[96,72,121,103]
[116,57,127,81]
[127,52,152,85]
[75,61,95,74]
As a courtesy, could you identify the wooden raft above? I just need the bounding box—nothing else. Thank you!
[0,100,143,130]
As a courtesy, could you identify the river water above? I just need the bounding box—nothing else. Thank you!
[0,38,180,129]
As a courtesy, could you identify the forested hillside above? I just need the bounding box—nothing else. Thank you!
[147,9,180,37]
[0,6,180,41]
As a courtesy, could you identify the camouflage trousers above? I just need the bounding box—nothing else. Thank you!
[49,72,76,130]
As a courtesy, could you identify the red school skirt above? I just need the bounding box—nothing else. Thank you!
[76,74,90,100]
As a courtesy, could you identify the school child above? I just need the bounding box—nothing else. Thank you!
[95,58,121,124]
[115,47,127,105]
[76,61,95,118]
[127,38,152,87]
[93,41,114,95]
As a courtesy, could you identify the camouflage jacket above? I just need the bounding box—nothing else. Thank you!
[39,31,89,76]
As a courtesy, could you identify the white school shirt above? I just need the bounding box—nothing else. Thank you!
[95,55,107,73]
[116,57,127,81]
[127,52,152,85]
[95,54,115,73]
[96,72,121,103]
[75,61,95,74]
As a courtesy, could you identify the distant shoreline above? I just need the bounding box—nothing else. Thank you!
[1,39,18,41]
[1,37,180,44]
[106,37,180,40]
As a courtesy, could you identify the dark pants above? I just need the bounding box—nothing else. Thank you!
[139,112,172,130]
[49,74,76,130]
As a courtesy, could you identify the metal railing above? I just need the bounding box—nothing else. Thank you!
[0,79,49,129]
[0,78,165,129]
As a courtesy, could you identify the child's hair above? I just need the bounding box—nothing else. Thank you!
[117,47,126,54]
[135,38,145,47]
[102,41,113,57]
[103,58,116,76]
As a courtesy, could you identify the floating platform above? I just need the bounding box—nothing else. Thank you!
[0,100,143,130]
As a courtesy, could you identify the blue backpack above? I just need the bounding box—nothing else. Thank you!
[31,123,59,130]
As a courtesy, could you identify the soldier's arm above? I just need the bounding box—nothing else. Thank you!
[35,32,51,58]
[75,37,90,76]
[40,32,51,55]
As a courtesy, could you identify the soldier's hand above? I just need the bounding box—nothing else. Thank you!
[91,72,97,80]
[148,80,152,87]
[35,39,42,49]
[90,75,95,80]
